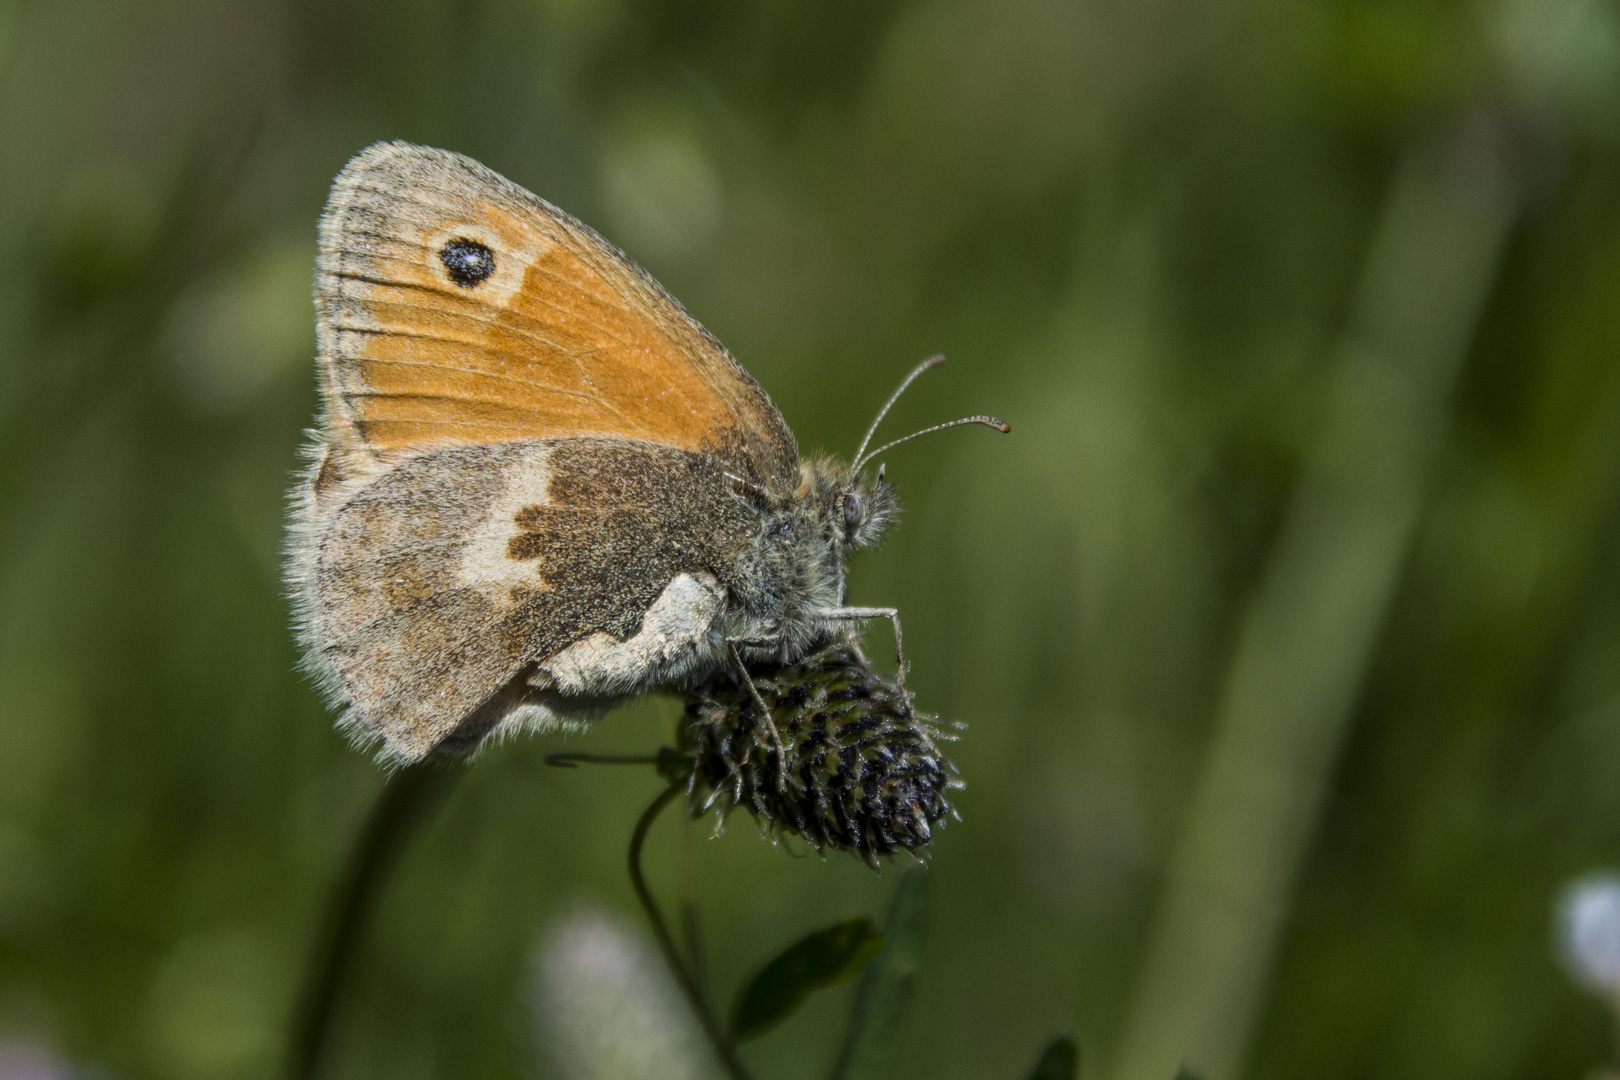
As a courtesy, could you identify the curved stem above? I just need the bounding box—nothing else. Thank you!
[629,783,757,1080]
[285,765,454,1080]
[679,815,709,1002]
[548,747,694,783]
[546,751,666,768]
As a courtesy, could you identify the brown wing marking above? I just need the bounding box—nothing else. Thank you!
[315,142,798,487]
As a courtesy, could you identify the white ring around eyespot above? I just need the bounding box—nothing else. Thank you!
[426,214,548,308]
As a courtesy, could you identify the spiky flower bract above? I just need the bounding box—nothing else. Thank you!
[681,639,961,862]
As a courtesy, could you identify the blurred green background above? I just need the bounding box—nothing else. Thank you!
[5,0,1620,1077]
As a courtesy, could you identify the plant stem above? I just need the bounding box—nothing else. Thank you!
[285,764,454,1080]
[629,782,757,1080]
[546,751,667,768]
[679,814,710,1002]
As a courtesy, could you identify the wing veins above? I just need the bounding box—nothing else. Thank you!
[334,354,601,399]
[567,346,640,432]
[328,269,645,356]
[343,391,639,424]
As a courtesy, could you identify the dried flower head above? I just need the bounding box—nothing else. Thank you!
[681,639,962,862]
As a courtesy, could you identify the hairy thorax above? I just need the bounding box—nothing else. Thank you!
[716,456,894,665]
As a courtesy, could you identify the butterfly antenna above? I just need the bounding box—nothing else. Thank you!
[852,354,946,466]
[852,414,1011,475]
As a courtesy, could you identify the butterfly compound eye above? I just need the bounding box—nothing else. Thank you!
[439,237,496,287]
[842,493,863,531]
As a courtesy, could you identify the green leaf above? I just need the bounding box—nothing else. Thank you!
[828,868,931,1080]
[729,916,885,1040]
[1172,1069,1205,1080]
[1025,1033,1079,1080]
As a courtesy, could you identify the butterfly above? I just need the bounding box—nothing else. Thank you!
[286,142,1007,765]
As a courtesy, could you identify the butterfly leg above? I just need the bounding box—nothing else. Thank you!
[821,605,919,724]
[822,606,906,689]
[727,639,787,792]
[820,607,942,762]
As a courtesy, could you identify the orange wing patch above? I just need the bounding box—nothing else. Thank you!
[316,142,797,487]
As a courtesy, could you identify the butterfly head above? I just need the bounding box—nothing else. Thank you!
[788,356,1011,555]
[798,457,900,551]
[838,465,900,549]
[817,354,1009,552]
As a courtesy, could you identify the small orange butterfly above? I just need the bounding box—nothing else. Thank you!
[286,142,1007,764]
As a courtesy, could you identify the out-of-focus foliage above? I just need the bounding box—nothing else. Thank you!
[1025,1034,1081,1080]
[2,0,1620,1078]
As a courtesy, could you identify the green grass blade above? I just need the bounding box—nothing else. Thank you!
[828,868,930,1080]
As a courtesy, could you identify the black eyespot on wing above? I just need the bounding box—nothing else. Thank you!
[439,237,496,287]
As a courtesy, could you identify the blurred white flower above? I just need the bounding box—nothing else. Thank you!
[533,908,720,1080]
[1557,872,1620,992]
[0,1038,73,1080]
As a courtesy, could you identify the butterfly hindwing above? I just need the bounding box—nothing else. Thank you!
[302,437,757,762]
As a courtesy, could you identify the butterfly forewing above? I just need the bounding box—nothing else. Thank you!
[315,142,797,488]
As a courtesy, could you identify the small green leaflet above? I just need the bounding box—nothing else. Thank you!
[729,916,886,1040]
